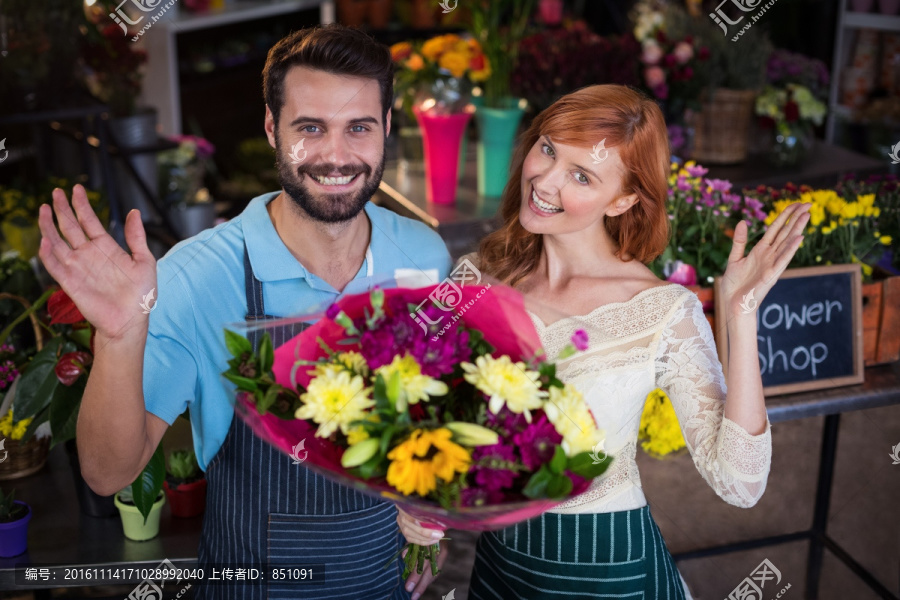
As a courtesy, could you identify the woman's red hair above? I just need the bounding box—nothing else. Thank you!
[479,85,671,286]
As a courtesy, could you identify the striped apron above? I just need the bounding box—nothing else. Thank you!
[469,505,687,600]
[194,242,410,600]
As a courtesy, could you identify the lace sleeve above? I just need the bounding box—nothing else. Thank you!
[654,292,771,508]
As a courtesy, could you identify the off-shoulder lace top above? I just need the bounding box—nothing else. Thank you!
[533,283,772,515]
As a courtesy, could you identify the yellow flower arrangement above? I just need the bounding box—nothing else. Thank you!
[757,187,891,279]
[461,355,547,422]
[638,389,686,458]
[375,354,448,412]
[0,410,32,441]
[295,368,374,438]
[386,428,471,496]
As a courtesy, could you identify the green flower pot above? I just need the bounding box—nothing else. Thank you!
[475,97,525,198]
[115,492,165,541]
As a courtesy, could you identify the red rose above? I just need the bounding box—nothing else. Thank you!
[784,100,800,122]
[48,290,85,325]
[55,352,93,386]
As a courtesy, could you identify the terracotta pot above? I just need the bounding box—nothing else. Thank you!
[163,478,207,518]
[862,276,900,365]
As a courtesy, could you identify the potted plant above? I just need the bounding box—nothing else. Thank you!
[657,2,772,164]
[755,84,827,167]
[163,449,207,518]
[116,443,166,541]
[80,5,157,217]
[159,135,218,239]
[468,0,537,196]
[0,487,32,557]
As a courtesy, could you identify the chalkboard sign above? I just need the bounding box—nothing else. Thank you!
[714,264,864,396]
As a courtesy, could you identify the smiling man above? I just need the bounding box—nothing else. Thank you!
[39,24,450,600]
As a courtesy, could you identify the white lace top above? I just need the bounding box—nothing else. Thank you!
[533,283,772,515]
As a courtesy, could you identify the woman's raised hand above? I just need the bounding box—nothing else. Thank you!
[720,202,811,318]
[38,185,158,341]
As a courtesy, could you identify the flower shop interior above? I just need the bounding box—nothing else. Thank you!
[1,0,899,598]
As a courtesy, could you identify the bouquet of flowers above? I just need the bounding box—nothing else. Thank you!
[158,135,217,208]
[654,160,768,286]
[745,182,892,280]
[766,49,830,103]
[390,34,489,121]
[755,83,827,132]
[224,279,612,577]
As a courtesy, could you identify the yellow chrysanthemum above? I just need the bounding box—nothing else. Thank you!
[376,354,448,412]
[296,368,374,439]
[0,410,31,441]
[335,351,369,376]
[880,235,893,245]
[438,51,469,78]
[386,429,470,496]
[545,384,602,456]
[639,389,686,458]
[406,53,425,72]
[461,355,547,422]
[0,412,12,438]
[421,37,445,61]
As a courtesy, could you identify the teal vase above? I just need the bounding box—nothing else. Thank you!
[475,97,525,198]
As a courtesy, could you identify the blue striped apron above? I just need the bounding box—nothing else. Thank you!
[194,242,410,599]
[469,505,687,600]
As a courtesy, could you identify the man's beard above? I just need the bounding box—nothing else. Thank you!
[275,132,385,224]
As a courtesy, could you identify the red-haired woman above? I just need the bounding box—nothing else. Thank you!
[398,84,810,599]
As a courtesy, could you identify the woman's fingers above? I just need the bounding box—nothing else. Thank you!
[51,187,89,249]
[727,219,749,264]
[397,511,445,546]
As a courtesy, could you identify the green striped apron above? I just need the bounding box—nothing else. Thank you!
[469,505,687,599]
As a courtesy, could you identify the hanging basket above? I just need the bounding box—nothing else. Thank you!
[0,292,50,480]
[689,88,758,165]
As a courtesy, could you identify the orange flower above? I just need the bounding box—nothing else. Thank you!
[406,53,425,71]
[390,41,412,62]
[439,51,469,78]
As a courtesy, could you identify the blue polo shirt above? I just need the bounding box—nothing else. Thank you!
[143,192,451,470]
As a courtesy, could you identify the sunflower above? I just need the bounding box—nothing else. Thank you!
[461,355,547,422]
[386,429,470,496]
[295,368,374,438]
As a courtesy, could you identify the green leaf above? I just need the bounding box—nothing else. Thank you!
[18,406,49,443]
[522,466,552,499]
[13,337,72,420]
[546,473,573,499]
[48,379,85,447]
[131,444,165,525]
[258,386,280,414]
[373,374,391,412]
[386,371,401,408]
[223,372,259,393]
[258,333,274,374]
[224,329,252,358]
[379,425,397,457]
[567,452,614,479]
[548,446,567,474]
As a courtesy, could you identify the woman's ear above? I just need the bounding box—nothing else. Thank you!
[606,193,639,217]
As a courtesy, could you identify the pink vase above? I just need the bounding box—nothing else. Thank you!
[539,0,563,25]
[878,0,900,13]
[413,106,471,205]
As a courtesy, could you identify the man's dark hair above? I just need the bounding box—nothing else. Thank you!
[262,24,394,128]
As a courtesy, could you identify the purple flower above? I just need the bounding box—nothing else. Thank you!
[705,178,732,193]
[461,487,505,507]
[685,164,708,177]
[486,406,529,438]
[513,416,563,470]
[472,444,518,491]
[325,303,341,320]
[571,329,589,351]
[676,176,692,192]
